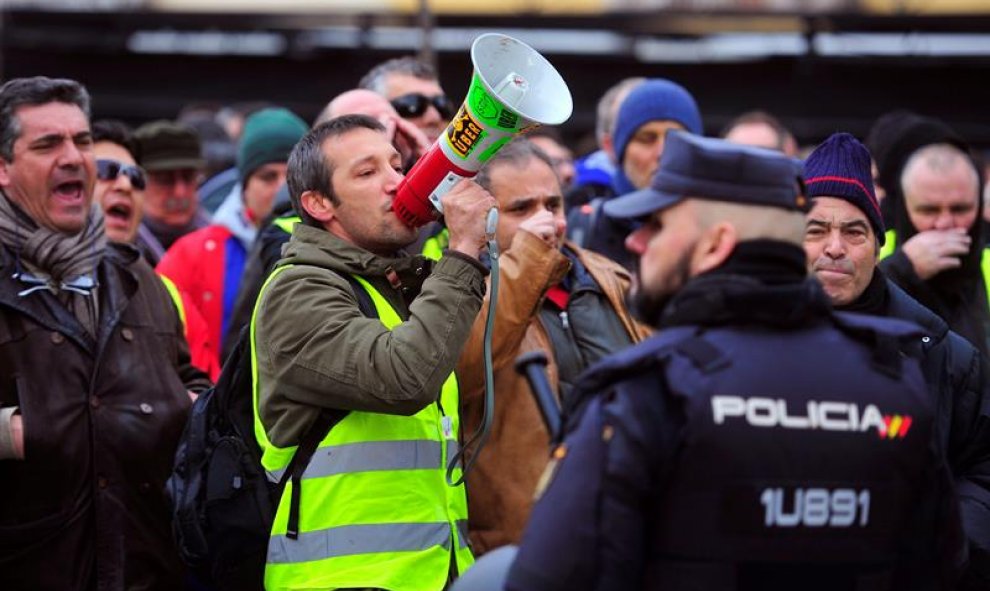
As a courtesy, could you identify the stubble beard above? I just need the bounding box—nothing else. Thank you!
[630,252,693,327]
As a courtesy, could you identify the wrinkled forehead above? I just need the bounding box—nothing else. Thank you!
[13,101,89,139]
[807,196,871,224]
[905,163,980,206]
[323,127,397,169]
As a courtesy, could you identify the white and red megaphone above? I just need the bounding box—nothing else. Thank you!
[392,33,573,228]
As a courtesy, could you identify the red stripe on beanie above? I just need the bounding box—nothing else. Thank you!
[804,175,881,216]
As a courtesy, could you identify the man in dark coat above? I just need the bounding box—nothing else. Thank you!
[503,131,965,590]
[0,77,211,591]
[803,132,990,589]
[867,112,990,357]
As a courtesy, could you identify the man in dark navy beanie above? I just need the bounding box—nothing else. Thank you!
[803,132,990,590]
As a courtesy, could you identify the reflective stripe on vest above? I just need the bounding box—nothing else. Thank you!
[421,227,449,262]
[272,215,300,235]
[879,229,990,308]
[251,265,473,591]
[159,274,186,330]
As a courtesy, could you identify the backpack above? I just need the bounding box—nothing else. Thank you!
[166,270,375,590]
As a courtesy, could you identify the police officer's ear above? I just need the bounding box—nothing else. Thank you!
[692,220,738,276]
[300,190,335,225]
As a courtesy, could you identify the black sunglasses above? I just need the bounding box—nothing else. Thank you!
[390,93,455,120]
[96,159,146,190]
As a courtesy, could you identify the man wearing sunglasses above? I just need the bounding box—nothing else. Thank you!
[92,118,220,381]
[359,56,454,142]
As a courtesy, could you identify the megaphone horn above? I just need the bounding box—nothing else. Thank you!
[392,33,574,228]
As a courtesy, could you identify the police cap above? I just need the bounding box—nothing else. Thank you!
[603,130,807,220]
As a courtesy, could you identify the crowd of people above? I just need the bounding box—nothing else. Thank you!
[0,51,988,591]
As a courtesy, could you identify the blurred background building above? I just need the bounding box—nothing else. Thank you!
[1,0,988,151]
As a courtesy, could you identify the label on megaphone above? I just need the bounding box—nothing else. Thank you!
[392,33,572,228]
[393,75,533,228]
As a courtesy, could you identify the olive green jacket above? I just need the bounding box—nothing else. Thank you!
[254,224,486,448]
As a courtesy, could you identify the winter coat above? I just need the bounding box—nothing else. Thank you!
[0,243,211,591]
[253,223,486,448]
[457,231,650,553]
[884,280,990,588]
[157,224,247,357]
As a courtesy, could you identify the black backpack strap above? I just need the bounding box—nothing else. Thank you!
[278,270,378,541]
[281,409,344,540]
[339,272,378,319]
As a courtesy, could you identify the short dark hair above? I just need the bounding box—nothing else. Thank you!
[92,119,139,161]
[0,76,91,161]
[358,56,439,95]
[286,114,385,227]
[475,138,558,193]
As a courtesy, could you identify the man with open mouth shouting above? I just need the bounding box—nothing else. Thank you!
[0,76,211,591]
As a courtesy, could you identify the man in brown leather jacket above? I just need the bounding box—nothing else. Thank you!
[457,139,650,554]
[0,77,211,591]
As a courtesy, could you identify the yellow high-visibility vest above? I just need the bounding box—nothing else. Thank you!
[251,265,472,591]
[879,229,990,307]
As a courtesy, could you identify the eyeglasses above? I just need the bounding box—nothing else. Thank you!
[96,159,146,190]
[390,93,455,120]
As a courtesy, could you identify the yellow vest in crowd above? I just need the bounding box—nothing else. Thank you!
[251,264,473,591]
[878,228,990,306]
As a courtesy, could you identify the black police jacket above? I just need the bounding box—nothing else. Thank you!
[507,264,966,591]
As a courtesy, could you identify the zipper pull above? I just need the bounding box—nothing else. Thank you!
[559,310,570,331]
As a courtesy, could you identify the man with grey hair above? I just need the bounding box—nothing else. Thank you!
[359,55,454,142]
[0,76,210,589]
[881,140,990,356]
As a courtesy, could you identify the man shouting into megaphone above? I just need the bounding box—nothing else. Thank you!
[249,114,495,590]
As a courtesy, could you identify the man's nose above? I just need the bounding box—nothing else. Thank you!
[823,231,845,258]
[57,141,86,168]
[933,211,955,230]
[384,166,403,193]
[172,176,196,198]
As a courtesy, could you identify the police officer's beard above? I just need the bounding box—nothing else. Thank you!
[629,253,693,327]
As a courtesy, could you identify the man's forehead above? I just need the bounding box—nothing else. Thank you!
[15,101,88,130]
[808,197,870,223]
[323,128,396,165]
[384,73,443,98]
[907,164,979,203]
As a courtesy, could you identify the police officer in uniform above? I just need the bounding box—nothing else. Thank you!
[502,131,966,590]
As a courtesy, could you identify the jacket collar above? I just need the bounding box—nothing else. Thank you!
[0,243,139,355]
[280,224,433,292]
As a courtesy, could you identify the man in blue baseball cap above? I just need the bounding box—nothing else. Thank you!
[500,130,965,590]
